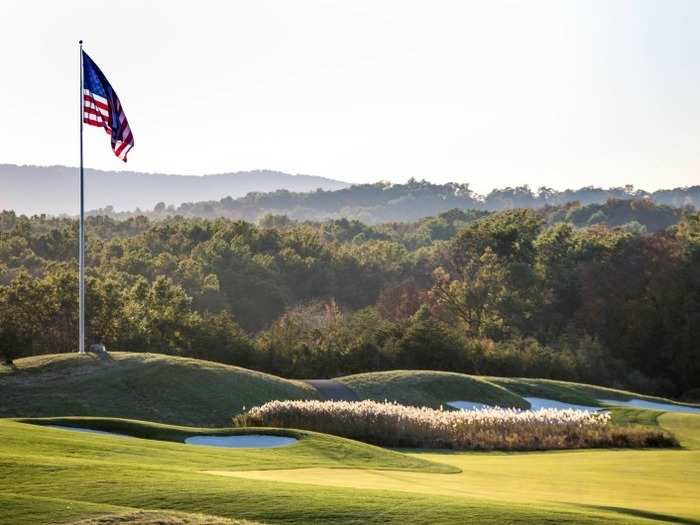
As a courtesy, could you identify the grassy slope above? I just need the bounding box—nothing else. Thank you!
[0,353,318,426]
[488,376,700,408]
[17,417,455,473]
[0,418,642,525]
[337,369,700,410]
[5,354,698,426]
[218,410,700,525]
[337,370,529,409]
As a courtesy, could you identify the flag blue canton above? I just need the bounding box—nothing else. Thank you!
[82,51,134,161]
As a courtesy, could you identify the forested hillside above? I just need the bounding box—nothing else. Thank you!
[1,205,698,399]
[96,179,700,224]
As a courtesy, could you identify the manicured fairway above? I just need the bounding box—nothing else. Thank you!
[209,411,700,524]
[1,411,698,524]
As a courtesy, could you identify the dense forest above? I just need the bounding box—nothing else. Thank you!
[1,199,699,399]
[91,179,700,224]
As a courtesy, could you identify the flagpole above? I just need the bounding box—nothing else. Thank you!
[78,40,86,354]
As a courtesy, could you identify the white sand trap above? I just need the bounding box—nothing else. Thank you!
[447,401,492,411]
[599,398,700,414]
[448,398,601,412]
[524,397,600,412]
[46,425,130,438]
[184,435,297,448]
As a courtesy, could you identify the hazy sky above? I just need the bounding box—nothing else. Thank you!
[1,0,699,193]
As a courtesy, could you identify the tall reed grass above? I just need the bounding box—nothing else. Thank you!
[235,399,676,450]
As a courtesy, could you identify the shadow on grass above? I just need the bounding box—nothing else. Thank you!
[574,504,700,525]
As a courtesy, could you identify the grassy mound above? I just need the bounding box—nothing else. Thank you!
[0,353,318,426]
[4,353,697,429]
[14,417,454,473]
[488,376,700,409]
[337,370,529,409]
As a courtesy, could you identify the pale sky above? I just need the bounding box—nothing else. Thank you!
[1,0,699,193]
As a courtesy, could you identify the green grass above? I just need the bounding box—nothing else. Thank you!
[608,407,665,427]
[337,370,698,411]
[68,510,258,524]
[224,411,700,525]
[0,353,318,426]
[5,353,697,429]
[2,354,700,524]
[337,370,529,409]
[488,376,700,409]
[16,417,456,473]
[0,418,625,525]
[2,414,699,524]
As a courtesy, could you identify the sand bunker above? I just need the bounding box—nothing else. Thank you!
[447,401,491,411]
[448,396,699,414]
[599,398,700,414]
[448,397,600,412]
[184,435,298,448]
[524,397,600,412]
[45,426,297,448]
[47,425,130,438]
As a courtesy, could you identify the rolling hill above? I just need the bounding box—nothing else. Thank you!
[3,353,698,426]
[337,370,529,409]
[0,164,349,216]
[0,353,318,426]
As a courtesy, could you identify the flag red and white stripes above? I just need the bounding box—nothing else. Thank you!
[82,51,134,162]
[83,90,133,161]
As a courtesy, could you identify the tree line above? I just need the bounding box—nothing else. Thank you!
[88,179,699,224]
[1,203,698,399]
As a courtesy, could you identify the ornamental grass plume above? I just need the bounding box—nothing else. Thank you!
[234,399,676,451]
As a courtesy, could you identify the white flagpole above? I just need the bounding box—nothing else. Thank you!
[78,40,86,354]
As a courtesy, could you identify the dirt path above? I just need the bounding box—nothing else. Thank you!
[305,379,359,401]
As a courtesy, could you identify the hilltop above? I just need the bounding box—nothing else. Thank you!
[2,164,698,224]
[0,164,349,216]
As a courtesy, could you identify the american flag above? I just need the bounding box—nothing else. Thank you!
[82,51,134,162]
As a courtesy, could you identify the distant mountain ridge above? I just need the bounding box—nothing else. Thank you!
[0,164,350,215]
[2,164,699,223]
[96,179,699,225]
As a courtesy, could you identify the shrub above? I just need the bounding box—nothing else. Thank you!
[234,400,676,451]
